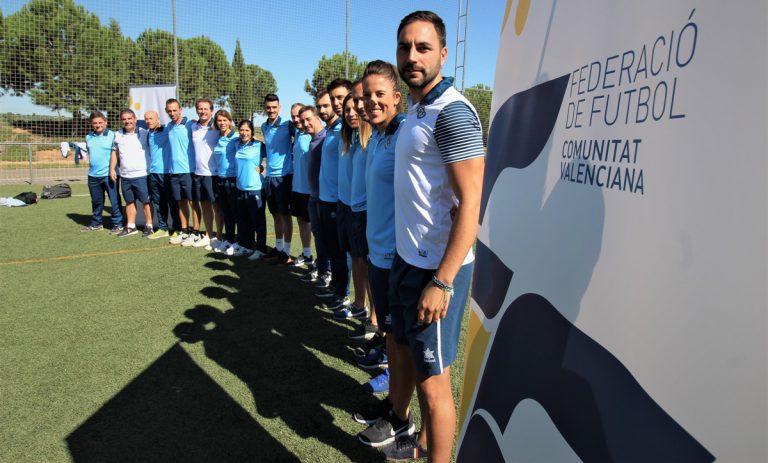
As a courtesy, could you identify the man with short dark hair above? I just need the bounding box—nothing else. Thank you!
[289,102,314,266]
[383,10,486,462]
[315,80,353,311]
[187,97,220,248]
[299,105,330,284]
[165,98,196,245]
[81,111,123,232]
[261,93,295,262]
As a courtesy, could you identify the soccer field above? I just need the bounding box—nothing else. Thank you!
[0,183,469,462]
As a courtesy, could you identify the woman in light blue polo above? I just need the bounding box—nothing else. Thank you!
[82,111,124,232]
[230,120,266,257]
[212,109,240,252]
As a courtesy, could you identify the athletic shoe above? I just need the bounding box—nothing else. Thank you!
[315,272,332,288]
[205,237,221,251]
[300,269,319,282]
[355,333,385,358]
[142,226,154,237]
[80,224,104,232]
[349,304,369,319]
[358,411,414,448]
[170,232,186,245]
[215,240,230,253]
[117,227,138,237]
[315,287,337,298]
[380,433,428,462]
[181,233,199,247]
[348,319,378,340]
[110,225,124,234]
[148,229,169,240]
[353,397,392,425]
[358,347,388,370]
[248,249,265,261]
[278,252,294,265]
[363,369,390,395]
[263,248,280,260]
[332,301,359,318]
[231,245,253,257]
[293,254,312,267]
[193,234,210,248]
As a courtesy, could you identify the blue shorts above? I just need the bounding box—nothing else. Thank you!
[291,191,310,222]
[121,176,149,204]
[170,173,193,201]
[368,262,392,333]
[389,253,473,376]
[266,175,292,215]
[193,174,216,202]
[336,202,352,253]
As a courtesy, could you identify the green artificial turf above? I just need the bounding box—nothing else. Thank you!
[0,183,470,462]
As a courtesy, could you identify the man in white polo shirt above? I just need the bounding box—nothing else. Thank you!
[187,98,219,248]
[384,10,486,463]
[110,109,154,237]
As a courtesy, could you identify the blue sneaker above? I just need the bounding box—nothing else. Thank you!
[358,346,388,370]
[363,369,390,394]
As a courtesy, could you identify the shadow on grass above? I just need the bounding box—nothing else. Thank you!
[172,256,380,461]
[66,343,298,462]
[66,212,120,228]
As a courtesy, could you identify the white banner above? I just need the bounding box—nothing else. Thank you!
[458,1,767,461]
[128,85,177,124]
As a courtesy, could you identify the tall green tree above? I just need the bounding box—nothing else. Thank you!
[463,84,493,145]
[178,36,231,107]
[229,39,277,121]
[135,29,176,86]
[304,52,366,97]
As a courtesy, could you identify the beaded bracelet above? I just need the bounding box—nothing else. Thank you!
[431,275,454,296]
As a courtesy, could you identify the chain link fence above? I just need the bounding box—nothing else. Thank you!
[0,0,493,184]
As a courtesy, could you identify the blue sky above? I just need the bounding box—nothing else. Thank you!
[0,0,503,120]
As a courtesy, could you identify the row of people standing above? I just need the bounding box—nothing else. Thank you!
[80,10,485,462]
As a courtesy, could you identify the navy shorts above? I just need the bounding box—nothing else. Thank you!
[389,253,473,376]
[348,210,368,258]
[336,202,352,253]
[193,174,216,202]
[291,191,310,222]
[266,175,292,215]
[368,262,392,333]
[121,176,149,204]
[170,173,193,201]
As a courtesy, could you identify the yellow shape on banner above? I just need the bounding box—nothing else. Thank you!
[135,102,141,110]
[515,0,531,35]
[502,0,530,35]
[458,308,492,429]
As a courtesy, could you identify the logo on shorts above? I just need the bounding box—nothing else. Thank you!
[418,248,428,258]
[423,348,436,363]
[417,107,426,119]
[385,315,392,325]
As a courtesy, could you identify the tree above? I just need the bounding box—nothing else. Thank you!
[229,40,277,121]
[178,36,231,107]
[135,29,176,86]
[463,84,493,146]
[304,52,366,97]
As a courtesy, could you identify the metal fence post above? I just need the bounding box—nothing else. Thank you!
[28,144,34,184]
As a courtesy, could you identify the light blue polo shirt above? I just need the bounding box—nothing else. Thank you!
[214,130,239,178]
[167,117,195,174]
[147,126,170,174]
[261,117,293,177]
[366,114,405,269]
[319,117,342,203]
[85,129,115,178]
[350,139,368,212]
[338,132,356,206]
[291,131,312,194]
[235,140,266,191]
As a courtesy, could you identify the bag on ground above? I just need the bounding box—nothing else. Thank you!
[13,191,38,204]
[41,183,72,199]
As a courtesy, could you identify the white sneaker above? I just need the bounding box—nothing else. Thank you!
[206,237,221,251]
[215,240,230,253]
[170,232,187,245]
[225,244,237,256]
[232,245,252,257]
[248,249,264,261]
[193,235,211,248]
[181,233,199,247]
